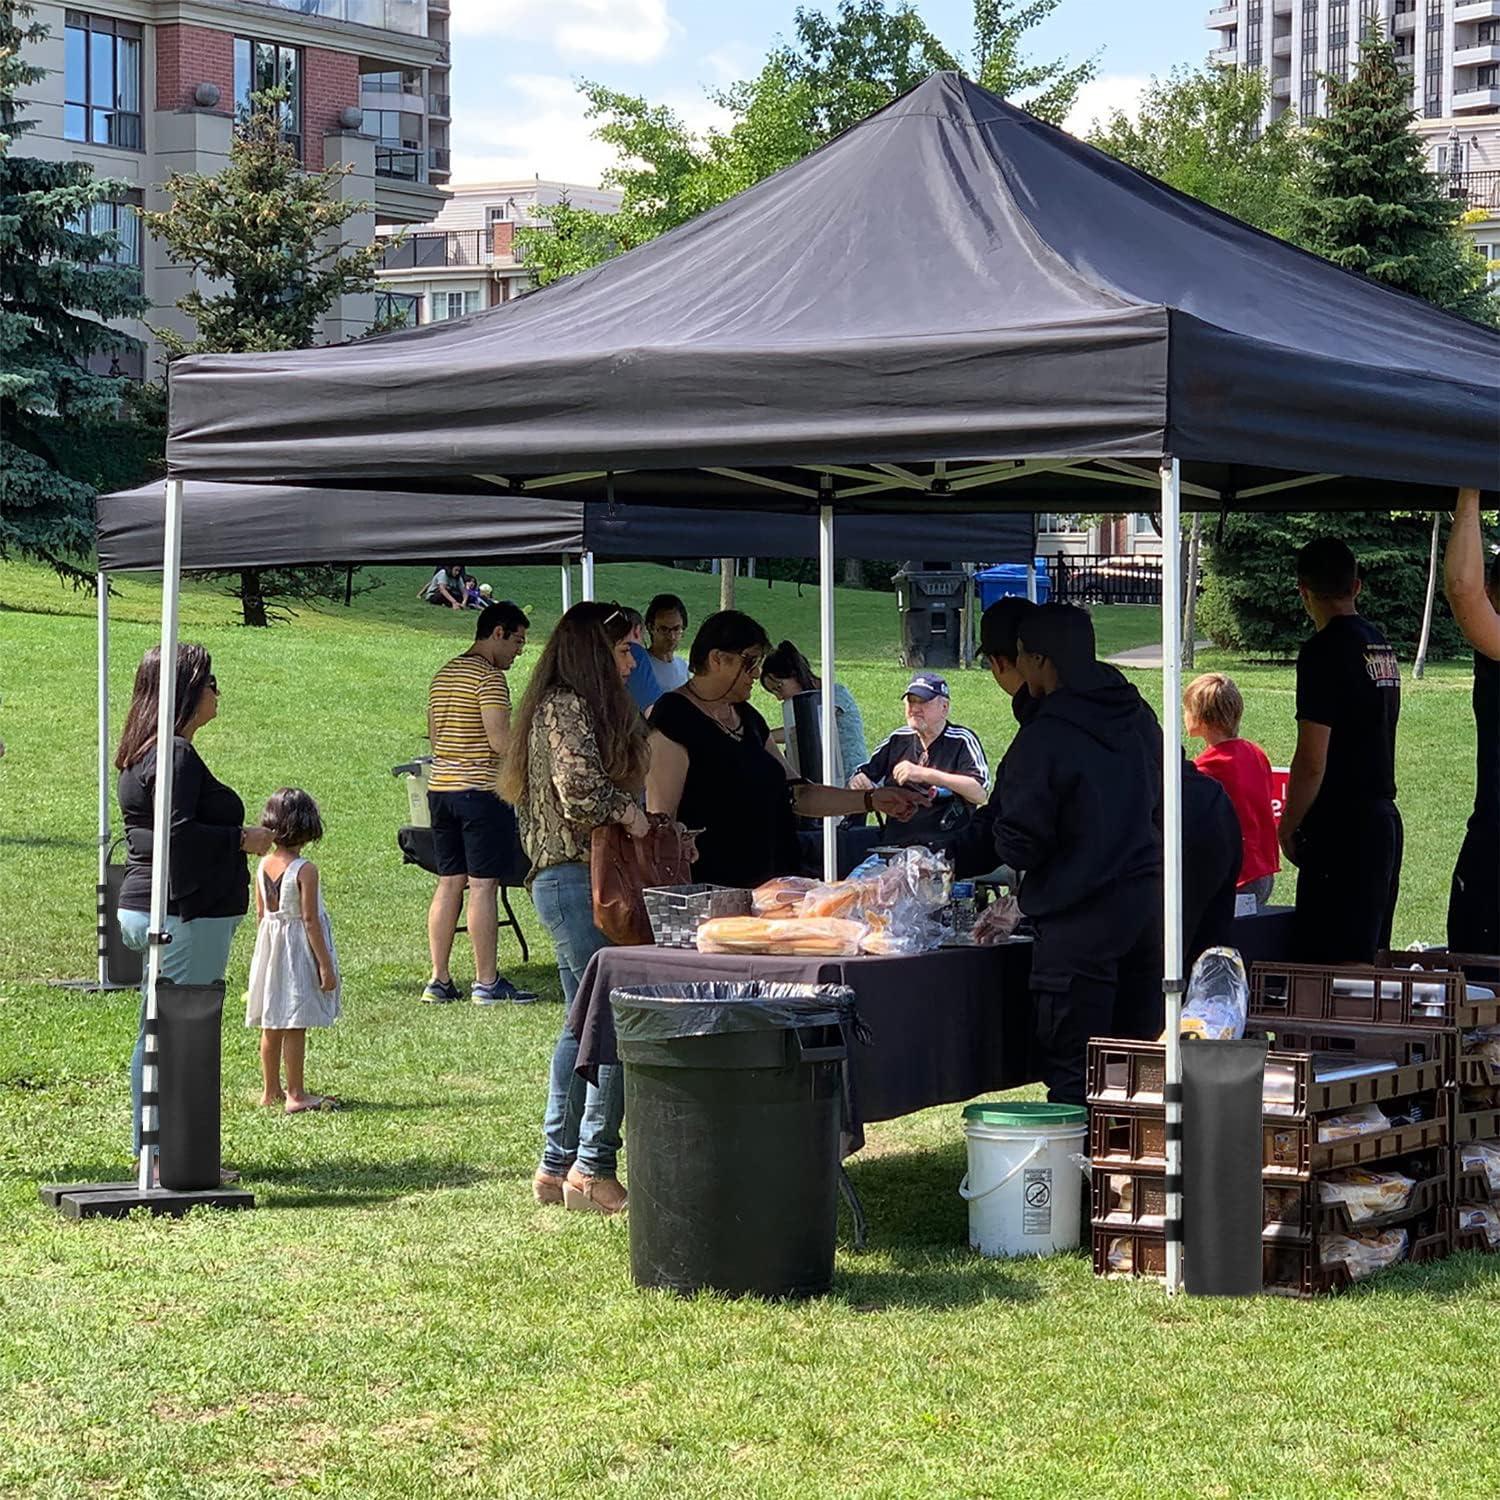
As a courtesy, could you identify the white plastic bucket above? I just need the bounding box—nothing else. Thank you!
[958,1101,1089,1257]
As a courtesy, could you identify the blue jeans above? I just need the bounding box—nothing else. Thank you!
[530,863,623,1178]
[119,911,242,1155]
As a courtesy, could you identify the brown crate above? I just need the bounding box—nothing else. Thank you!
[1249,1022,1454,1074]
[1088,1036,1446,1118]
[1452,1203,1500,1253]
[1454,1163,1500,1207]
[1380,949,1500,986]
[1249,961,1494,1029]
[1091,1167,1169,1230]
[1261,1166,1447,1242]
[1092,1226,1168,1280]
[1451,1105,1500,1143]
[1089,1108,1167,1170]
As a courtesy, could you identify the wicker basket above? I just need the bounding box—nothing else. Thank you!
[643,884,751,948]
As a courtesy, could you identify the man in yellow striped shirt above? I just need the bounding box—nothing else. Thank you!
[424,601,536,1005]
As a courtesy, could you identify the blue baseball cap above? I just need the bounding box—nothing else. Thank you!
[903,673,950,702]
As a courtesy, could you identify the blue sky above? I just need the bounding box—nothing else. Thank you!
[449,0,1212,186]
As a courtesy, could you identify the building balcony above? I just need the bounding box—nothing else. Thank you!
[1455,85,1500,110]
[1205,1,1239,31]
[375,143,427,181]
[1394,7,1417,32]
[429,92,451,117]
[1457,0,1500,19]
[242,0,426,36]
[1273,33,1293,56]
[428,146,451,176]
[1447,168,1500,210]
[1271,71,1293,98]
[1210,43,1237,63]
[379,230,488,269]
[1456,43,1500,65]
[1273,0,1293,14]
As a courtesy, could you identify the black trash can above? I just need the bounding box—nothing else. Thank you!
[612,982,854,1300]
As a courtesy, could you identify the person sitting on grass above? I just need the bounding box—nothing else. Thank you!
[245,788,341,1114]
[419,562,469,611]
[1183,672,1280,909]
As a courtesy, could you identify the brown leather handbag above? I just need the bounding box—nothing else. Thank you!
[590,815,696,945]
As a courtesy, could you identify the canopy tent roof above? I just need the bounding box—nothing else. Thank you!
[95,481,1035,572]
[165,72,1498,514]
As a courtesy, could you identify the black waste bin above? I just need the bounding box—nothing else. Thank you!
[612,982,854,1300]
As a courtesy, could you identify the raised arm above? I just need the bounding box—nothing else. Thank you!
[1445,488,1500,661]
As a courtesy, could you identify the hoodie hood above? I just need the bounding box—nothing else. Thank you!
[1035,665,1151,750]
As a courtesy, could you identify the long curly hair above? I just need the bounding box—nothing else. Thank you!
[500,603,648,806]
[114,644,214,771]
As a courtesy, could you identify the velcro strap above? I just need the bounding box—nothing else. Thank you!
[139,1129,159,1145]
[147,929,173,946]
[1165,1119,1184,1143]
[1164,1174,1184,1195]
[1163,1082,1183,1104]
[1163,1219,1184,1244]
[140,1091,159,1108]
[1163,978,1186,995]
[142,1017,159,1036]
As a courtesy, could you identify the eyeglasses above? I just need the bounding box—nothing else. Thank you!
[739,653,764,676]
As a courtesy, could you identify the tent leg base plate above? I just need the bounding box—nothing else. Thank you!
[39,1182,255,1218]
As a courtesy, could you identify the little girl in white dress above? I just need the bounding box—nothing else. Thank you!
[246,788,341,1113]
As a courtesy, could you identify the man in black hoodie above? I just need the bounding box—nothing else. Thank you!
[1000,605,1165,1104]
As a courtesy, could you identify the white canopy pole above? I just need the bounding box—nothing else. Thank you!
[560,559,573,612]
[1159,456,1185,1295]
[818,504,838,882]
[138,478,185,1192]
[1025,561,1038,604]
[581,551,596,602]
[97,571,111,989]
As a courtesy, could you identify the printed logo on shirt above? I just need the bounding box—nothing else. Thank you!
[1364,646,1400,689]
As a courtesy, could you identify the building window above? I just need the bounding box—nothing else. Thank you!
[1300,2,1319,117]
[1357,0,1378,42]
[1475,243,1500,286]
[374,290,422,328]
[429,290,481,321]
[235,37,302,159]
[1480,21,1500,44]
[1245,0,1263,67]
[361,68,423,94]
[1037,513,1083,535]
[1478,64,1500,88]
[1130,512,1159,538]
[74,189,143,273]
[64,11,142,149]
[1425,0,1445,117]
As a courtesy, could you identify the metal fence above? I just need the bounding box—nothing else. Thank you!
[1051,553,1163,606]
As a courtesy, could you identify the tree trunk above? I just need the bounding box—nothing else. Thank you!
[719,558,735,611]
[1183,512,1203,672]
[239,568,268,628]
[843,557,865,588]
[1412,510,1442,681]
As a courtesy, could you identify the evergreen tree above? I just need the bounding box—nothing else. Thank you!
[1300,27,1496,323]
[142,88,384,623]
[1,0,150,581]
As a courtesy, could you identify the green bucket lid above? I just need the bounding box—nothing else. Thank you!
[962,1101,1087,1128]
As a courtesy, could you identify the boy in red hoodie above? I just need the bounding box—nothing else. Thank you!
[1184,673,1280,908]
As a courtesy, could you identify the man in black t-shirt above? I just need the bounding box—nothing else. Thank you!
[1280,538,1403,965]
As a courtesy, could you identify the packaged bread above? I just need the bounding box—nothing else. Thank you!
[1317,1168,1415,1222]
[696,916,867,957]
[1459,1139,1500,1194]
[1457,1205,1500,1248]
[1317,1103,1389,1142]
[1319,1228,1409,1280]
[751,876,821,919]
[798,882,865,921]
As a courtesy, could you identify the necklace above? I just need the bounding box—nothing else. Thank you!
[685,683,744,739]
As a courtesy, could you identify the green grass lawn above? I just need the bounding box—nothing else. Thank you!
[1,558,1495,1499]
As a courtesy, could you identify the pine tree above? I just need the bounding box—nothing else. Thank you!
[1,0,150,581]
[141,88,384,623]
[1301,26,1497,323]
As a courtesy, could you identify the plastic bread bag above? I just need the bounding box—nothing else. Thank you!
[1177,946,1248,1041]
[1317,1103,1390,1142]
[696,916,868,957]
[972,894,1022,946]
[752,876,821,918]
[1459,1139,1500,1194]
[1316,1168,1416,1221]
[1457,1205,1500,1248]
[1320,1228,1409,1279]
[858,905,944,956]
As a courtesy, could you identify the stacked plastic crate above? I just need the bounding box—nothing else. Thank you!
[1381,950,1500,1255]
[1088,960,1472,1295]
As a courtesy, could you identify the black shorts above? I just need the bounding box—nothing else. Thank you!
[1292,801,1403,966]
[427,789,523,881]
[1449,814,1499,955]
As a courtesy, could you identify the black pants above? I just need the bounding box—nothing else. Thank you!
[1292,802,1403,966]
[1030,890,1164,1106]
[1449,813,1499,955]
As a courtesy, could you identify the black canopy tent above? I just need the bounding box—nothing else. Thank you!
[132,72,1500,1282]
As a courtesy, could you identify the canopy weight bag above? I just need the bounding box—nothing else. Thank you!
[612,983,854,1300]
[1183,1038,1269,1296]
[156,981,226,1193]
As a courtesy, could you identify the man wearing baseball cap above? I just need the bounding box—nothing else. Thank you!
[849,672,988,847]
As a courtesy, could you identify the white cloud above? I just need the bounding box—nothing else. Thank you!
[1064,73,1150,138]
[701,42,758,86]
[451,73,730,189]
[451,0,674,66]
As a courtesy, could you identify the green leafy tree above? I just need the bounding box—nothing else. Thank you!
[1089,64,1306,238]
[141,89,384,623]
[1,0,150,582]
[1300,27,1496,323]
[516,0,1094,287]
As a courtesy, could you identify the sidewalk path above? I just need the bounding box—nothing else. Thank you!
[1108,641,1211,670]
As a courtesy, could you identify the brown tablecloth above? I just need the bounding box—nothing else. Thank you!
[568,940,1037,1128]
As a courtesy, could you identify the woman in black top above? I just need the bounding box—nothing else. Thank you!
[1444,488,1500,953]
[115,643,271,1162]
[645,612,920,888]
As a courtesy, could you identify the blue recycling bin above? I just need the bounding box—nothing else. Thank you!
[977,560,1052,610]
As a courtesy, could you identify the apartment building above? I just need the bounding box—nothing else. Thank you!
[373,180,622,327]
[24,0,453,375]
[1207,1,1500,279]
